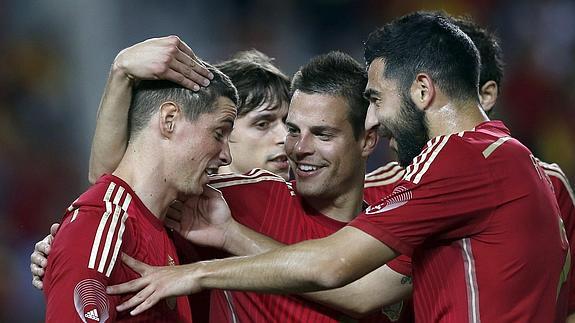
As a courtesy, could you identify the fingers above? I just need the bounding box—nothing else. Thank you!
[164,217,181,232]
[176,38,213,80]
[170,200,184,212]
[130,291,160,316]
[32,275,44,290]
[50,223,60,236]
[30,261,45,276]
[121,253,150,275]
[33,239,51,261]
[106,276,148,295]
[115,284,155,312]
[164,36,212,90]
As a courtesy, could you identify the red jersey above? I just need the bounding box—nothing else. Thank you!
[539,160,575,318]
[44,174,192,323]
[203,169,412,323]
[351,121,569,322]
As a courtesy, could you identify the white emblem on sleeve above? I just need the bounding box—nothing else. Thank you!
[74,279,110,322]
[365,186,411,215]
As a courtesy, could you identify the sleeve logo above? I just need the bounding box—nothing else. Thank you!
[74,279,110,322]
[365,186,411,215]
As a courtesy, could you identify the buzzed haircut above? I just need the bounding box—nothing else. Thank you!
[216,50,290,117]
[364,11,481,102]
[291,51,368,140]
[450,16,504,88]
[128,63,238,139]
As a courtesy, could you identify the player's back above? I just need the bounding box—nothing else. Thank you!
[44,174,192,323]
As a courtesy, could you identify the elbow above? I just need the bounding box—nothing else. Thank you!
[312,257,355,290]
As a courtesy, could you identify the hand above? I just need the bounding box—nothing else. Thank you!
[107,253,201,316]
[165,185,235,249]
[113,35,212,91]
[30,223,60,290]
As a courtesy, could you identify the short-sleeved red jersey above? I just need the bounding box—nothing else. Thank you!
[44,174,192,323]
[203,169,412,323]
[539,160,575,318]
[351,121,569,322]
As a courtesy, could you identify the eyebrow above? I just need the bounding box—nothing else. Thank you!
[363,88,380,100]
[309,125,341,135]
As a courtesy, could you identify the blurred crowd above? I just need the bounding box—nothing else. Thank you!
[1,0,574,321]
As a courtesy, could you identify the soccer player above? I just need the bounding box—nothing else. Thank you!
[105,12,569,322]
[42,48,239,322]
[88,40,290,185]
[32,45,413,321]
[215,50,291,180]
[362,15,575,322]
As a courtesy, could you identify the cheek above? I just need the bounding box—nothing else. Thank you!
[284,136,296,155]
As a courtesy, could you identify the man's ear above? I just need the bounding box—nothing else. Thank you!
[410,73,435,111]
[360,126,379,158]
[479,80,498,114]
[159,101,181,138]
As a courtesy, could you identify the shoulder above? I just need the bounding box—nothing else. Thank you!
[209,168,288,189]
[364,161,405,188]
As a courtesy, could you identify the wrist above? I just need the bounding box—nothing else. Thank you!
[111,54,135,84]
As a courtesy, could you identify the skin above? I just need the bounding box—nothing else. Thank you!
[219,101,290,180]
[113,97,235,218]
[88,36,213,184]
[100,57,489,316]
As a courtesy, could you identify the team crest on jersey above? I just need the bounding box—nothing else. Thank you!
[365,186,411,215]
[381,301,403,321]
[166,255,177,310]
[74,279,110,322]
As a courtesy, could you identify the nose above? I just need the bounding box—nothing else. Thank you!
[292,133,314,158]
[219,141,232,166]
[365,104,380,131]
[272,121,288,145]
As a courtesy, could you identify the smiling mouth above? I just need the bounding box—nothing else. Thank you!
[294,162,326,173]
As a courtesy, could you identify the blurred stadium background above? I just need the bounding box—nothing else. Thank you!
[1,0,574,321]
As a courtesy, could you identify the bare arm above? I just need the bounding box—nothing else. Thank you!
[109,224,398,315]
[88,36,212,183]
[166,187,409,318]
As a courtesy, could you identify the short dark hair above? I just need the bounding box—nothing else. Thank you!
[216,50,290,117]
[364,11,480,102]
[128,63,238,138]
[450,16,504,88]
[291,51,368,140]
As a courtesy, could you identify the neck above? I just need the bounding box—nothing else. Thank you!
[304,165,366,223]
[112,141,176,221]
[426,99,489,138]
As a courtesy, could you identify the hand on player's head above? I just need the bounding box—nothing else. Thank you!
[114,35,213,91]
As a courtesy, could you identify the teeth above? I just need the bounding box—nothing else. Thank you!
[298,164,318,172]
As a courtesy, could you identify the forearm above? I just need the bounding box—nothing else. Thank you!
[303,265,412,318]
[194,227,396,294]
[223,221,284,256]
[88,64,132,183]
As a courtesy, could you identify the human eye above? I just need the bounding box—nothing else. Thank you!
[286,124,299,136]
[254,120,271,130]
[316,132,334,141]
[214,129,224,141]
